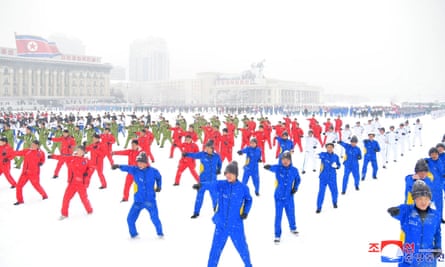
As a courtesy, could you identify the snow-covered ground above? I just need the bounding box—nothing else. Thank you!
[0,112,444,267]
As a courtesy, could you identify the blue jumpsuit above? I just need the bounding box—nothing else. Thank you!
[266,164,301,238]
[118,165,163,238]
[339,141,362,193]
[426,157,445,220]
[361,139,380,179]
[240,146,262,195]
[317,152,340,211]
[208,180,252,267]
[186,151,222,215]
[390,204,441,267]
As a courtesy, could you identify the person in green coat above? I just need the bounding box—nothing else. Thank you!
[84,124,96,146]
[15,126,36,169]
[72,125,83,146]
[36,122,51,153]
[159,120,172,148]
[50,125,63,154]
[1,123,15,148]
[151,121,160,146]
[110,119,120,146]
[124,121,139,148]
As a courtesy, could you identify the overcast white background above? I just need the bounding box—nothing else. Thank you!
[1,0,444,101]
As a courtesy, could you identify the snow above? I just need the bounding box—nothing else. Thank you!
[0,113,444,267]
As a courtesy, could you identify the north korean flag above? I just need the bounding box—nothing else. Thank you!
[15,34,61,57]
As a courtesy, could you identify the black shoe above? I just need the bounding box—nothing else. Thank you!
[42,196,48,200]
[173,183,179,186]
[316,209,321,213]
[382,165,386,169]
[10,185,15,189]
[52,175,58,179]
[120,199,128,203]
[341,191,345,195]
[333,204,338,209]
[373,176,377,179]
[442,219,445,224]
[13,201,23,206]
[291,230,299,236]
[99,186,107,190]
[361,177,365,181]
[312,169,316,172]
[302,170,306,174]
[274,237,281,243]
[401,153,404,157]
[255,192,260,196]
[394,160,397,162]
[355,186,359,191]
[386,161,388,164]
[190,213,199,219]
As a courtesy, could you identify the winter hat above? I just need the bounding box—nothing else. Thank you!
[250,138,257,144]
[436,143,445,150]
[63,129,69,133]
[350,136,358,143]
[282,131,289,137]
[224,161,238,177]
[136,152,148,164]
[281,151,292,161]
[414,159,429,173]
[0,137,7,142]
[411,180,432,200]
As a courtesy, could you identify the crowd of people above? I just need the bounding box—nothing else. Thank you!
[1,109,445,266]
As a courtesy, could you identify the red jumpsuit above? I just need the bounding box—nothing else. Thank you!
[113,148,142,201]
[219,134,234,163]
[312,124,323,146]
[334,118,343,140]
[273,124,285,158]
[0,143,16,187]
[283,117,292,133]
[169,126,184,158]
[209,129,221,153]
[174,142,200,184]
[86,141,107,188]
[238,128,251,150]
[13,148,47,203]
[51,136,76,177]
[100,133,115,165]
[247,120,256,132]
[136,132,155,163]
[291,126,304,152]
[52,155,94,217]
[253,130,266,162]
[262,120,273,149]
[201,125,213,149]
[185,130,199,143]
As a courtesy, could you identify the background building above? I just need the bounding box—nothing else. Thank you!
[110,65,126,81]
[129,37,169,81]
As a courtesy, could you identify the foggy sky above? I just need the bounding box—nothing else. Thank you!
[1,0,444,102]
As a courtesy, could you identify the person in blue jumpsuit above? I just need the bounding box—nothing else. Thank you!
[275,131,294,163]
[208,161,253,267]
[425,147,445,223]
[184,140,222,219]
[238,138,262,196]
[264,151,301,243]
[388,180,442,266]
[111,152,163,238]
[316,143,341,213]
[361,132,381,180]
[339,135,362,194]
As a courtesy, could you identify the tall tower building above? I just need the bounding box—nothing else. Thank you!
[129,37,169,81]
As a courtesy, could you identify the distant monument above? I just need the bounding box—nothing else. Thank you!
[241,59,266,83]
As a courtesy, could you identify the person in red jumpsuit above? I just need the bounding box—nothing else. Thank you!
[174,135,200,185]
[201,123,213,150]
[247,117,256,133]
[209,126,221,153]
[291,122,304,152]
[136,129,155,163]
[49,146,94,219]
[13,140,48,205]
[219,128,234,163]
[169,122,184,158]
[323,118,332,133]
[238,124,251,150]
[283,115,292,133]
[273,122,286,158]
[261,118,273,150]
[334,115,343,141]
[100,127,116,166]
[0,137,16,188]
[49,129,76,179]
[85,134,108,189]
[312,121,323,146]
[112,140,142,202]
[185,125,198,143]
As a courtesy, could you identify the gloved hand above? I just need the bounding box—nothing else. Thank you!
[93,145,98,149]
[258,159,262,163]
[47,155,52,159]
[111,164,120,170]
[48,137,52,141]
[182,152,188,157]
[155,187,161,192]
[395,139,398,142]
[313,146,317,149]
[291,188,298,195]
[38,162,43,166]
[82,141,87,147]
[374,149,379,152]
[192,183,201,190]
[240,213,248,220]
[387,207,400,216]
[331,162,338,169]
[357,155,362,160]
[264,164,271,170]
[433,248,442,259]
[237,150,243,155]
[173,144,177,147]
[216,169,221,175]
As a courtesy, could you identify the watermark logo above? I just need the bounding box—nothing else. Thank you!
[368,240,444,263]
